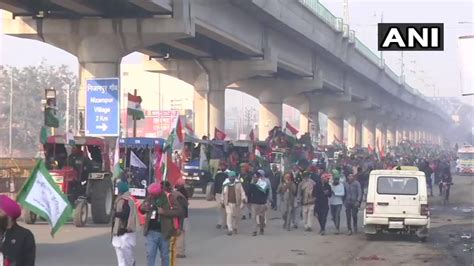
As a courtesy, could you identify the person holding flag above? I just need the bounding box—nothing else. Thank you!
[0,195,36,266]
[248,170,270,236]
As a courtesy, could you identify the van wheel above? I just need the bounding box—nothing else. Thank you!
[419,236,428,242]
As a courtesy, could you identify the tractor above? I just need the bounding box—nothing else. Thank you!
[115,138,165,199]
[24,135,114,227]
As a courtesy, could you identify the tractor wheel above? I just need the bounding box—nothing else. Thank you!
[90,177,113,224]
[23,210,37,224]
[205,182,215,201]
[74,199,88,227]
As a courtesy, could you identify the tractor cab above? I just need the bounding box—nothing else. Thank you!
[41,135,113,227]
[117,137,165,199]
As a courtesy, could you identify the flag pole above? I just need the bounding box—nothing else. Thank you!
[133,89,137,137]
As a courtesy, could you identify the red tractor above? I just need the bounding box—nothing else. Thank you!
[24,136,114,227]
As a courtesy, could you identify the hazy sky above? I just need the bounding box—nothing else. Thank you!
[0,0,473,98]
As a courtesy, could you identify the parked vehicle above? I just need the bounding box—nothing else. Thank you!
[36,136,114,227]
[364,169,430,242]
[116,138,165,199]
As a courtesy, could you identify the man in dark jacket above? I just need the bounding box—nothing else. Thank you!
[141,182,184,266]
[0,195,35,266]
[269,164,281,210]
[314,173,332,235]
[248,171,270,236]
[344,174,362,235]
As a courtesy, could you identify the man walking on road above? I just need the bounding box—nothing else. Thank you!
[269,164,281,210]
[221,171,247,235]
[213,162,229,229]
[329,175,345,234]
[112,181,138,266]
[141,182,184,266]
[249,170,270,236]
[315,173,332,235]
[298,172,316,232]
[344,174,362,235]
[278,173,297,231]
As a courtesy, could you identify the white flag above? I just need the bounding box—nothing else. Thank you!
[130,151,147,168]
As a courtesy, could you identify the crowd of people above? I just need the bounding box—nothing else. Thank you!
[209,135,457,239]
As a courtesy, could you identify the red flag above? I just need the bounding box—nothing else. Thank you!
[285,122,299,136]
[214,127,227,140]
[249,129,255,142]
[333,134,341,144]
[131,195,146,225]
[176,117,185,143]
[164,152,183,186]
[368,144,374,154]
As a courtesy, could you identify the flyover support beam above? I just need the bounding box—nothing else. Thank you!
[4,8,195,134]
[362,120,376,148]
[327,116,344,145]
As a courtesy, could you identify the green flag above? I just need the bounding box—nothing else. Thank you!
[17,160,73,236]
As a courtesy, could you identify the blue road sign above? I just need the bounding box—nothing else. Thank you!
[85,78,120,136]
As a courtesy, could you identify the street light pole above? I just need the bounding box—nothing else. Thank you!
[8,68,13,158]
[65,84,70,131]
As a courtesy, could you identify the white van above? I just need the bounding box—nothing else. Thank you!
[364,170,430,241]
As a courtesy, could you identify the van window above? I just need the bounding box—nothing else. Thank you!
[377,176,418,195]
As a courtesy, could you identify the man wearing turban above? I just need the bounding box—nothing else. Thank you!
[0,195,36,266]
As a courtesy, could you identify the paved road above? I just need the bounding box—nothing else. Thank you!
[24,175,473,266]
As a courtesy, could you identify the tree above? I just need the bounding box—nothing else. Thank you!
[0,60,77,157]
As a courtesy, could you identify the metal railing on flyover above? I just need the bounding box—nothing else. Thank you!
[354,38,380,65]
[299,0,337,29]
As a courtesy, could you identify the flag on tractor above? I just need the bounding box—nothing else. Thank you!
[156,129,183,185]
[112,137,123,179]
[185,122,197,139]
[17,160,73,236]
[127,93,145,120]
[175,116,185,143]
[249,129,255,142]
[284,122,299,139]
[130,151,147,168]
[214,127,226,140]
[333,134,342,145]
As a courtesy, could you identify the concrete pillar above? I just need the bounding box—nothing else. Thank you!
[259,101,283,138]
[208,89,226,137]
[375,123,386,148]
[300,113,309,134]
[347,116,360,148]
[362,120,376,148]
[387,126,396,147]
[327,116,344,144]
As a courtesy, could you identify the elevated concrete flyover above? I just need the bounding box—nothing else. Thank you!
[1,0,451,143]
